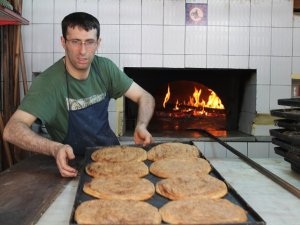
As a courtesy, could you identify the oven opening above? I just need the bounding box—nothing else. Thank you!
[124,67,256,138]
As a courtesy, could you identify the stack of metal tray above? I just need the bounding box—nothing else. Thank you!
[69,142,265,225]
[270,98,300,173]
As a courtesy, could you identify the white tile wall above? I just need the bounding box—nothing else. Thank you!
[20,0,300,136]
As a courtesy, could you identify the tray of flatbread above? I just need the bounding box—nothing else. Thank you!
[69,142,265,225]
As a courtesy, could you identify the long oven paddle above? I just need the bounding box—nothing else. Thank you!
[188,128,300,199]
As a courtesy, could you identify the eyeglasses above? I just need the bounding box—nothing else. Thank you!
[65,39,98,49]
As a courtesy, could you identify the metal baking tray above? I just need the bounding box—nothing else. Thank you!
[277,98,300,107]
[69,142,265,225]
[274,119,300,130]
[270,108,300,121]
[272,138,300,154]
[270,128,300,145]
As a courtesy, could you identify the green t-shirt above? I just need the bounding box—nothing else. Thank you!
[19,56,133,142]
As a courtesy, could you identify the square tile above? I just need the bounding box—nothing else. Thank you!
[142,0,163,25]
[248,142,269,158]
[250,27,271,56]
[32,24,54,53]
[249,56,271,85]
[271,0,293,27]
[207,55,228,68]
[271,28,293,56]
[163,55,185,68]
[185,26,207,54]
[292,57,300,74]
[185,3,208,26]
[32,0,54,23]
[120,0,141,24]
[204,142,227,159]
[32,53,54,72]
[99,0,120,24]
[226,142,248,159]
[229,56,249,69]
[185,55,207,68]
[77,0,98,18]
[163,26,185,54]
[250,0,272,27]
[54,24,64,53]
[229,0,250,26]
[142,25,163,54]
[101,25,120,54]
[293,28,300,56]
[120,25,141,53]
[229,27,250,55]
[269,85,292,110]
[164,0,185,25]
[270,57,292,85]
[256,84,270,113]
[141,54,163,67]
[54,0,76,24]
[207,26,229,55]
[119,54,141,68]
[207,0,229,26]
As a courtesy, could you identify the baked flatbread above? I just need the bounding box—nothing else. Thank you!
[159,199,248,224]
[83,177,155,200]
[150,158,211,178]
[91,145,147,162]
[147,142,200,161]
[156,175,228,200]
[75,199,161,224]
[85,161,149,178]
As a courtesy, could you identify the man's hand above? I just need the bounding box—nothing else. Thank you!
[52,144,78,177]
[134,125,154,146]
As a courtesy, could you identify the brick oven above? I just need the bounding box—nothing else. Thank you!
[123,67,256,138]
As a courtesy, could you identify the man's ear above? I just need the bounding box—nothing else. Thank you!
[61,36,66,49]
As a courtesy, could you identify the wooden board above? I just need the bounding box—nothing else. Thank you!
[0,154,77,225]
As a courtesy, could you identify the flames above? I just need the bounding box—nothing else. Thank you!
[162,84,224,117]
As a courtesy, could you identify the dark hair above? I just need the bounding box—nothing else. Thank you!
[61,12,100,39]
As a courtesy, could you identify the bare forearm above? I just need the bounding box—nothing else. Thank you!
[3,120,62,157]
[136,93,155,127]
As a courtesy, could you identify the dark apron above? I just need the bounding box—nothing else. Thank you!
[63,64,119,156]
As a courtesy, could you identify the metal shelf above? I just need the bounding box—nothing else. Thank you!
[0,5,29,25]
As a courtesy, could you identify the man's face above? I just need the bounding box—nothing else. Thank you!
[61,26,100,75]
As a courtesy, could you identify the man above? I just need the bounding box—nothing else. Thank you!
[3,12,155,177]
